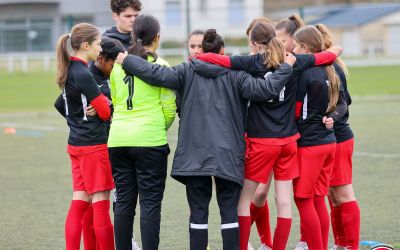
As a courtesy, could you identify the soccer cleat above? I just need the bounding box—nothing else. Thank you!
[294,241,309,250]
[258,243,272,250]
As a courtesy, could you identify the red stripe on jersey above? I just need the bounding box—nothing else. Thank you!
[295,101,303,120]
[314,51,337,65]
[70,56,88,66]
[90,94,111,121]
[195,53,232,68]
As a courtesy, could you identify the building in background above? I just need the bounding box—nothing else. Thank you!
[0,0,263,53]
[0,0,113,53]
[310,3,400,56]
[1,0,400,56]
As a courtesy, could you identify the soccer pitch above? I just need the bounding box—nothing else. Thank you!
[0,65,399,249]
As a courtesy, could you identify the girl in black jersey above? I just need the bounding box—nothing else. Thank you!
[316,24,360,250]
[292,26,341,250]
[54,36,124,250]
[55,23,114,250]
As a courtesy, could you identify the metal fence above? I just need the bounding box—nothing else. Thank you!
[1,47,400,74]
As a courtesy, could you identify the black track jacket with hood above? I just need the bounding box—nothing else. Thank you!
[121,55,293,186]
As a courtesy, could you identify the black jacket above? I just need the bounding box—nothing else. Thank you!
[122,55,293,186]
[103,27,131,49]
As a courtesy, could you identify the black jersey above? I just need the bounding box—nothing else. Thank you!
[88,62,112,132]
[296,66,336,147]
[63,58,108,146]
[333,64,354,143]
[230,54,315,138]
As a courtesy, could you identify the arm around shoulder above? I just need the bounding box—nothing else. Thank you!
[238,63,293,101]
[122,55,184,90]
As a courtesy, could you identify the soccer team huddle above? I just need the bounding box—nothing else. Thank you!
[54,0,361,250]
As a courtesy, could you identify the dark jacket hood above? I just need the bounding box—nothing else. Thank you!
[103,27,131,49]
[190,58,230,78]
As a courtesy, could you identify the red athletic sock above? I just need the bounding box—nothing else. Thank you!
[92,200,115,250]
[341,201,360,250]
[82,204,100,250]
[65,200,89,250]
[294,197,324,250]
[239,216,251,250]
[255,202,272,247]
[299,216,306,242]
[272,217,292,250]
[314,196,330,250]
[250,202,263,224]
[328,198,347,247]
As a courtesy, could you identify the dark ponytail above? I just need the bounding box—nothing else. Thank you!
[128,14,160,61]
[202,29,225,54]
[276,14,305,36]
[100,37,125,61]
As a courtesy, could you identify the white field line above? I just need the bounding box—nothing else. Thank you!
[354,151,400,159]
[351,95,400,102]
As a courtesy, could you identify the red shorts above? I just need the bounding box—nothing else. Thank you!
[68,144,114,195]
[245,141,299,183]
[330,138,354,186]
[293,143,336,198]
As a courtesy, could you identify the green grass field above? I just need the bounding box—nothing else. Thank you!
[0,65,399,249]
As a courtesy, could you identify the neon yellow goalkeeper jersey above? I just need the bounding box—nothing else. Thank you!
[107,55,176,147]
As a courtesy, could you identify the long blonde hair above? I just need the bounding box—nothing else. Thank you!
[250,22,285,70]
[56,23,100,89]
[315,23,349,77]
[294,25,340,113]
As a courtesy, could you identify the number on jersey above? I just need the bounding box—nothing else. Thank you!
[124,75,134,110]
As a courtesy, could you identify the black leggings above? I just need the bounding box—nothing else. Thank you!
[109,145,169,250]
[185,176,241,250]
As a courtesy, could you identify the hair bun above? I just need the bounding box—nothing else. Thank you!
[204,29,217,42]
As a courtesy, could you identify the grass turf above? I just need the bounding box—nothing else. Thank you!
[0,65,399,249]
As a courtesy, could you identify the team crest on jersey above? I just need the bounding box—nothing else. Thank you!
[371,244,394,250]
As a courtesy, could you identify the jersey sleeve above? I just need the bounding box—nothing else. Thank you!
[54,93,66,118]
[328,65,347,120]
[74,70,111,121]
[329,90,347,121]
[160,87,176,130]
[236,63,293,101]
[74,70,102,102]
[195,53,232,68]
[122,55,186,90]
[295,71,308,120]
[230,54,262,73]
[293,52,337,76]
[293,54,315,74]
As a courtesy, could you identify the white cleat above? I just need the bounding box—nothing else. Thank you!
[294,241,309,250]
[258,243,272,250]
